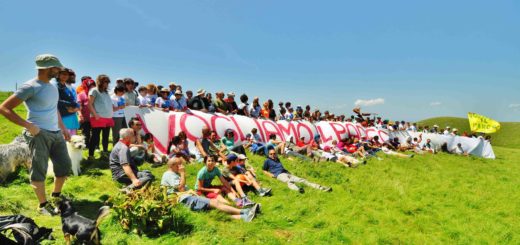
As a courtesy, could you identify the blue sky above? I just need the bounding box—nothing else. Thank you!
[1,0,519,121]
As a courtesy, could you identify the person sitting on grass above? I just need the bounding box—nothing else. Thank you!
[161,157,259,222]
[221,128,247,155]
[223,154,272,197]
[451,143,468,156]
[195,155,254,207]
[142,133,166,166]
[110,128,155,193]
[248,128,265,154]
[265,134,286,155]
[195,126,228,162]
[381,142,414,158]
[262,149,332,193]
[421,138,436,153]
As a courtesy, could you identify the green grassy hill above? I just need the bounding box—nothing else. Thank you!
[1,92,520,244]
[417,117,520,149]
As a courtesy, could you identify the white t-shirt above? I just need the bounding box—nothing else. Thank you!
[155,97,170,109]
[112,95,125,118]
[138,95,150,106]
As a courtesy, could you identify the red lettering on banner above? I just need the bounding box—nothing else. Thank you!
[210,114,231,138]
[229,116,246,141]
[365,128,376,139]
[316,125,333,143]
[180,113,210,142]
[297,123,313,144]
[356,125,367,139]
[330,122,347,141]
[262,120,285,141]
[277,122,298,139]
[378,130,389,143]
[345,123,360,139]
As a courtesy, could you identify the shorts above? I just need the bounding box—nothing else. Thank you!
[90,116,114,128]
[197,185,224,199]
[179,195,211,211]
[23,129,72,181]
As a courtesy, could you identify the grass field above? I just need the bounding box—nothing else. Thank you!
[1,91,519,244]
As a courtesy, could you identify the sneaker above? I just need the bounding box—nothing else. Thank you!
[242,197,256,208]
[320,186,332,192]
[235,198,244,208]
[251,203,261,215]
[243,207,256,222]
[299,187,305,194]
[38,202,58,216]
[258,188,272,197]
[409,154,415,158]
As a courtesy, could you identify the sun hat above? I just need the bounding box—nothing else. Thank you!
[433,124,439,128]
[174,90,183,95]
[452,128,458,132]
[197,89,206,96]
[169,82,177,86]
[35,54,63,69]
[227,92,235,97]
[160,88,169,93]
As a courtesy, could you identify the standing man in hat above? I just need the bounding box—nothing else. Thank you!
[0,54,72,215]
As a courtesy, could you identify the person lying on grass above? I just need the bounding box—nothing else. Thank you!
[161,157,259,222]
[262,149,332,193]
[195,155,255,208]
[222,154,272,197]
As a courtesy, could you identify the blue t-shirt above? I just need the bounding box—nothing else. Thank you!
[262,158,289,177]
[194,166,222,190]
[14,78,60,131]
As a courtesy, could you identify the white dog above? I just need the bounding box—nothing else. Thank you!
[48,135,87,177]
[0,136,31,183]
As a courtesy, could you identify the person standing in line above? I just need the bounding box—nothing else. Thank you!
[88,74,114,159]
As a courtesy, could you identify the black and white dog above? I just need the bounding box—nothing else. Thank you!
[56,198,110,245]
[0,136,31,183]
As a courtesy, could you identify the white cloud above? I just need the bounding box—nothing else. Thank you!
[430,102,442,106]
[509,104,520,108]
[354,98,385,107]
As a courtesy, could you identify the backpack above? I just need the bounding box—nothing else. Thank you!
[0,215,53,245]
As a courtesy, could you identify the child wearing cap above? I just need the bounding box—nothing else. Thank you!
[222,154,272,198]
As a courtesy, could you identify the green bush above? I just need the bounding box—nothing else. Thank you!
[111,183,194,237]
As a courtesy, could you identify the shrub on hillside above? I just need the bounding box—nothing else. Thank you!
[111,183,194,237]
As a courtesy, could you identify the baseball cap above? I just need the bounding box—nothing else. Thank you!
[226,154,238,163]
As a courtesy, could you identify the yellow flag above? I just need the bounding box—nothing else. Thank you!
[467,112,501,133]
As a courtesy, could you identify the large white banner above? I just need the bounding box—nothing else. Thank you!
[124,107,495,159]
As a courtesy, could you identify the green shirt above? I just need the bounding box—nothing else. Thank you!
[194,166,222,190]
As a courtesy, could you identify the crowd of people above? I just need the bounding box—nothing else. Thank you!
[0,54,488,221]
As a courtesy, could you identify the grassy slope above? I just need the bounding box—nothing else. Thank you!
[417,117,520,149]
[1,92,520,244]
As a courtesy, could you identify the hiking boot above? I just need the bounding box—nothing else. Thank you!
[38,202,58,216]
[242,197,256,208]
